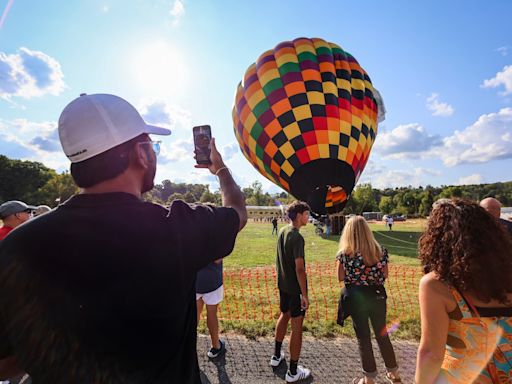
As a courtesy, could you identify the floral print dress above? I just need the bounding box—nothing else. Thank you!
[338,248,389,286]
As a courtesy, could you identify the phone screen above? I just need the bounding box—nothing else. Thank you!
[193,125,212,164]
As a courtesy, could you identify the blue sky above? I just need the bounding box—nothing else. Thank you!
[1,0,511,193]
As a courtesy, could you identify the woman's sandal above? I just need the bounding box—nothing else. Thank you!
[352,379,366,384]
[385,372,403,383]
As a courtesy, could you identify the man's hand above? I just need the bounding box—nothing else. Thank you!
[194,138,226,175]
[194,137,247,230]
[300,295,309,311]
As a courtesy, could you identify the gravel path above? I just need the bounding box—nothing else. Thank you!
[198,334,418,383]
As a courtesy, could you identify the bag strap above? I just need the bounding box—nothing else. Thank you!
[459,291,481,318]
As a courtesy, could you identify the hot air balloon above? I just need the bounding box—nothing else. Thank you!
[233,37,384,214]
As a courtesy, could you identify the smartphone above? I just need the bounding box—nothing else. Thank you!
[193,125,212,165]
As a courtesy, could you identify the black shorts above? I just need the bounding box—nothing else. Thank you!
[279,290,306,318]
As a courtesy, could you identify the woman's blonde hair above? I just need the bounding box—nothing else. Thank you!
[338,216,382,265]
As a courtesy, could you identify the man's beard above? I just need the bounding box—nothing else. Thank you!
[141,163,156,193]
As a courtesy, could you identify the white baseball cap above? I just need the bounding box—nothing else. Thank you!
[58,93,171,163]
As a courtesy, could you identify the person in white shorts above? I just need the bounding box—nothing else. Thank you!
[196,259,225,358]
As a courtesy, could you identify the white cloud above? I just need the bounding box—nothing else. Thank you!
[138,99,191,131]
[361,167,441,189]
[0,47,65,100]
[101,5,110,13]
[426,93,454,117]
[160,138,193,163]
[0,118,68,170]
[496,46,509,57]
[440,107,512,166]
[0,118,56,144]
[356,160,386,180]
[169,0,185,26]
[482,65,512,95]
[457,174,483,186]
[374,123,442,158]
[221,142,239,161]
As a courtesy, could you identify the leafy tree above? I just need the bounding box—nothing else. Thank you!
[34,171,79,206]
[202,190,222,205]
[166,193,185,204]
[439,186,463,198]
[419,190,434,217]
[378,196,395,214]
[0,155,55,204]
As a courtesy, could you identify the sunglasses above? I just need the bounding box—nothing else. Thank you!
[138,141,161,156]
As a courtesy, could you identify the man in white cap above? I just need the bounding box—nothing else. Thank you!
[0,201,36,240]
[0,93,247,383]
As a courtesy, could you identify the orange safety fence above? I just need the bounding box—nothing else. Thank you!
[220,261,421,322]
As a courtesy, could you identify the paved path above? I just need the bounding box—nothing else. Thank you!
[198,334,418,384]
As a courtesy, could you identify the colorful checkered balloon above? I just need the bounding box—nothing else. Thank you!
[233,37,383,214]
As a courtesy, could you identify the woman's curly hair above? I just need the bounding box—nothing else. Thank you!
[419,198,512,304]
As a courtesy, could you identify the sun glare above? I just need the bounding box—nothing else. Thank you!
[132,40,188,98]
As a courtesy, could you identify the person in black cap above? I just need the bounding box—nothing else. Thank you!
[0,201,36,240]
[0,93,247,383]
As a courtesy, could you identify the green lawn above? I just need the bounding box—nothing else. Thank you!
[224,220,424,268]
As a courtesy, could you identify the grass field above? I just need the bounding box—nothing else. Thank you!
[199,219,425,340]
[224,219,425,268]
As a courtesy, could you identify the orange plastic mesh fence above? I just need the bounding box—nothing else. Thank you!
[219,262,421,322]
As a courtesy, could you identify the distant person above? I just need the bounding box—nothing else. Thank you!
[416,198,512,383]
[325,215,331,237]
[386,216,393,231]
[0,201,36,240]
[336,216,401,384]
[480,196,512,235]
[270,201,311,383]
[272,216,278,235]
[0,93,247,383]
[196,258,225,359]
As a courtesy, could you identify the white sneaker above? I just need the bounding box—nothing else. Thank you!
[269,352,284,367]
[285,365,311,382]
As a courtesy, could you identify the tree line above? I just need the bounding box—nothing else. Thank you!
[1,155,511,216]
[0,155,79,207]
[343,182,512,217]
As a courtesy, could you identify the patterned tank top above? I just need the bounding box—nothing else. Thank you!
[436,289,512,383]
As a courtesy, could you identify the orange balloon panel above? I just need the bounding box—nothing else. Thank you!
[233,37,381,214]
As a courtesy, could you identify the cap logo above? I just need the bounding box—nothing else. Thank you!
[68,149,88,159]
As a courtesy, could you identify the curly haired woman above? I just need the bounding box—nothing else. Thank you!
[415,198,512,383]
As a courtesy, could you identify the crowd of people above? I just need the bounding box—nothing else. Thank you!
[0,92,511,384]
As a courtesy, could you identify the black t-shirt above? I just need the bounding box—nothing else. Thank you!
[499,218,512,236]
[195,260,223,294]
[276,225,305,295]
[0,193,239,384]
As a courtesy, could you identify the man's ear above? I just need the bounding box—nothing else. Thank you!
[131,144,150,170]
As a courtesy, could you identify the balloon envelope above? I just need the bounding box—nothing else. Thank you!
[233,37,381,214]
